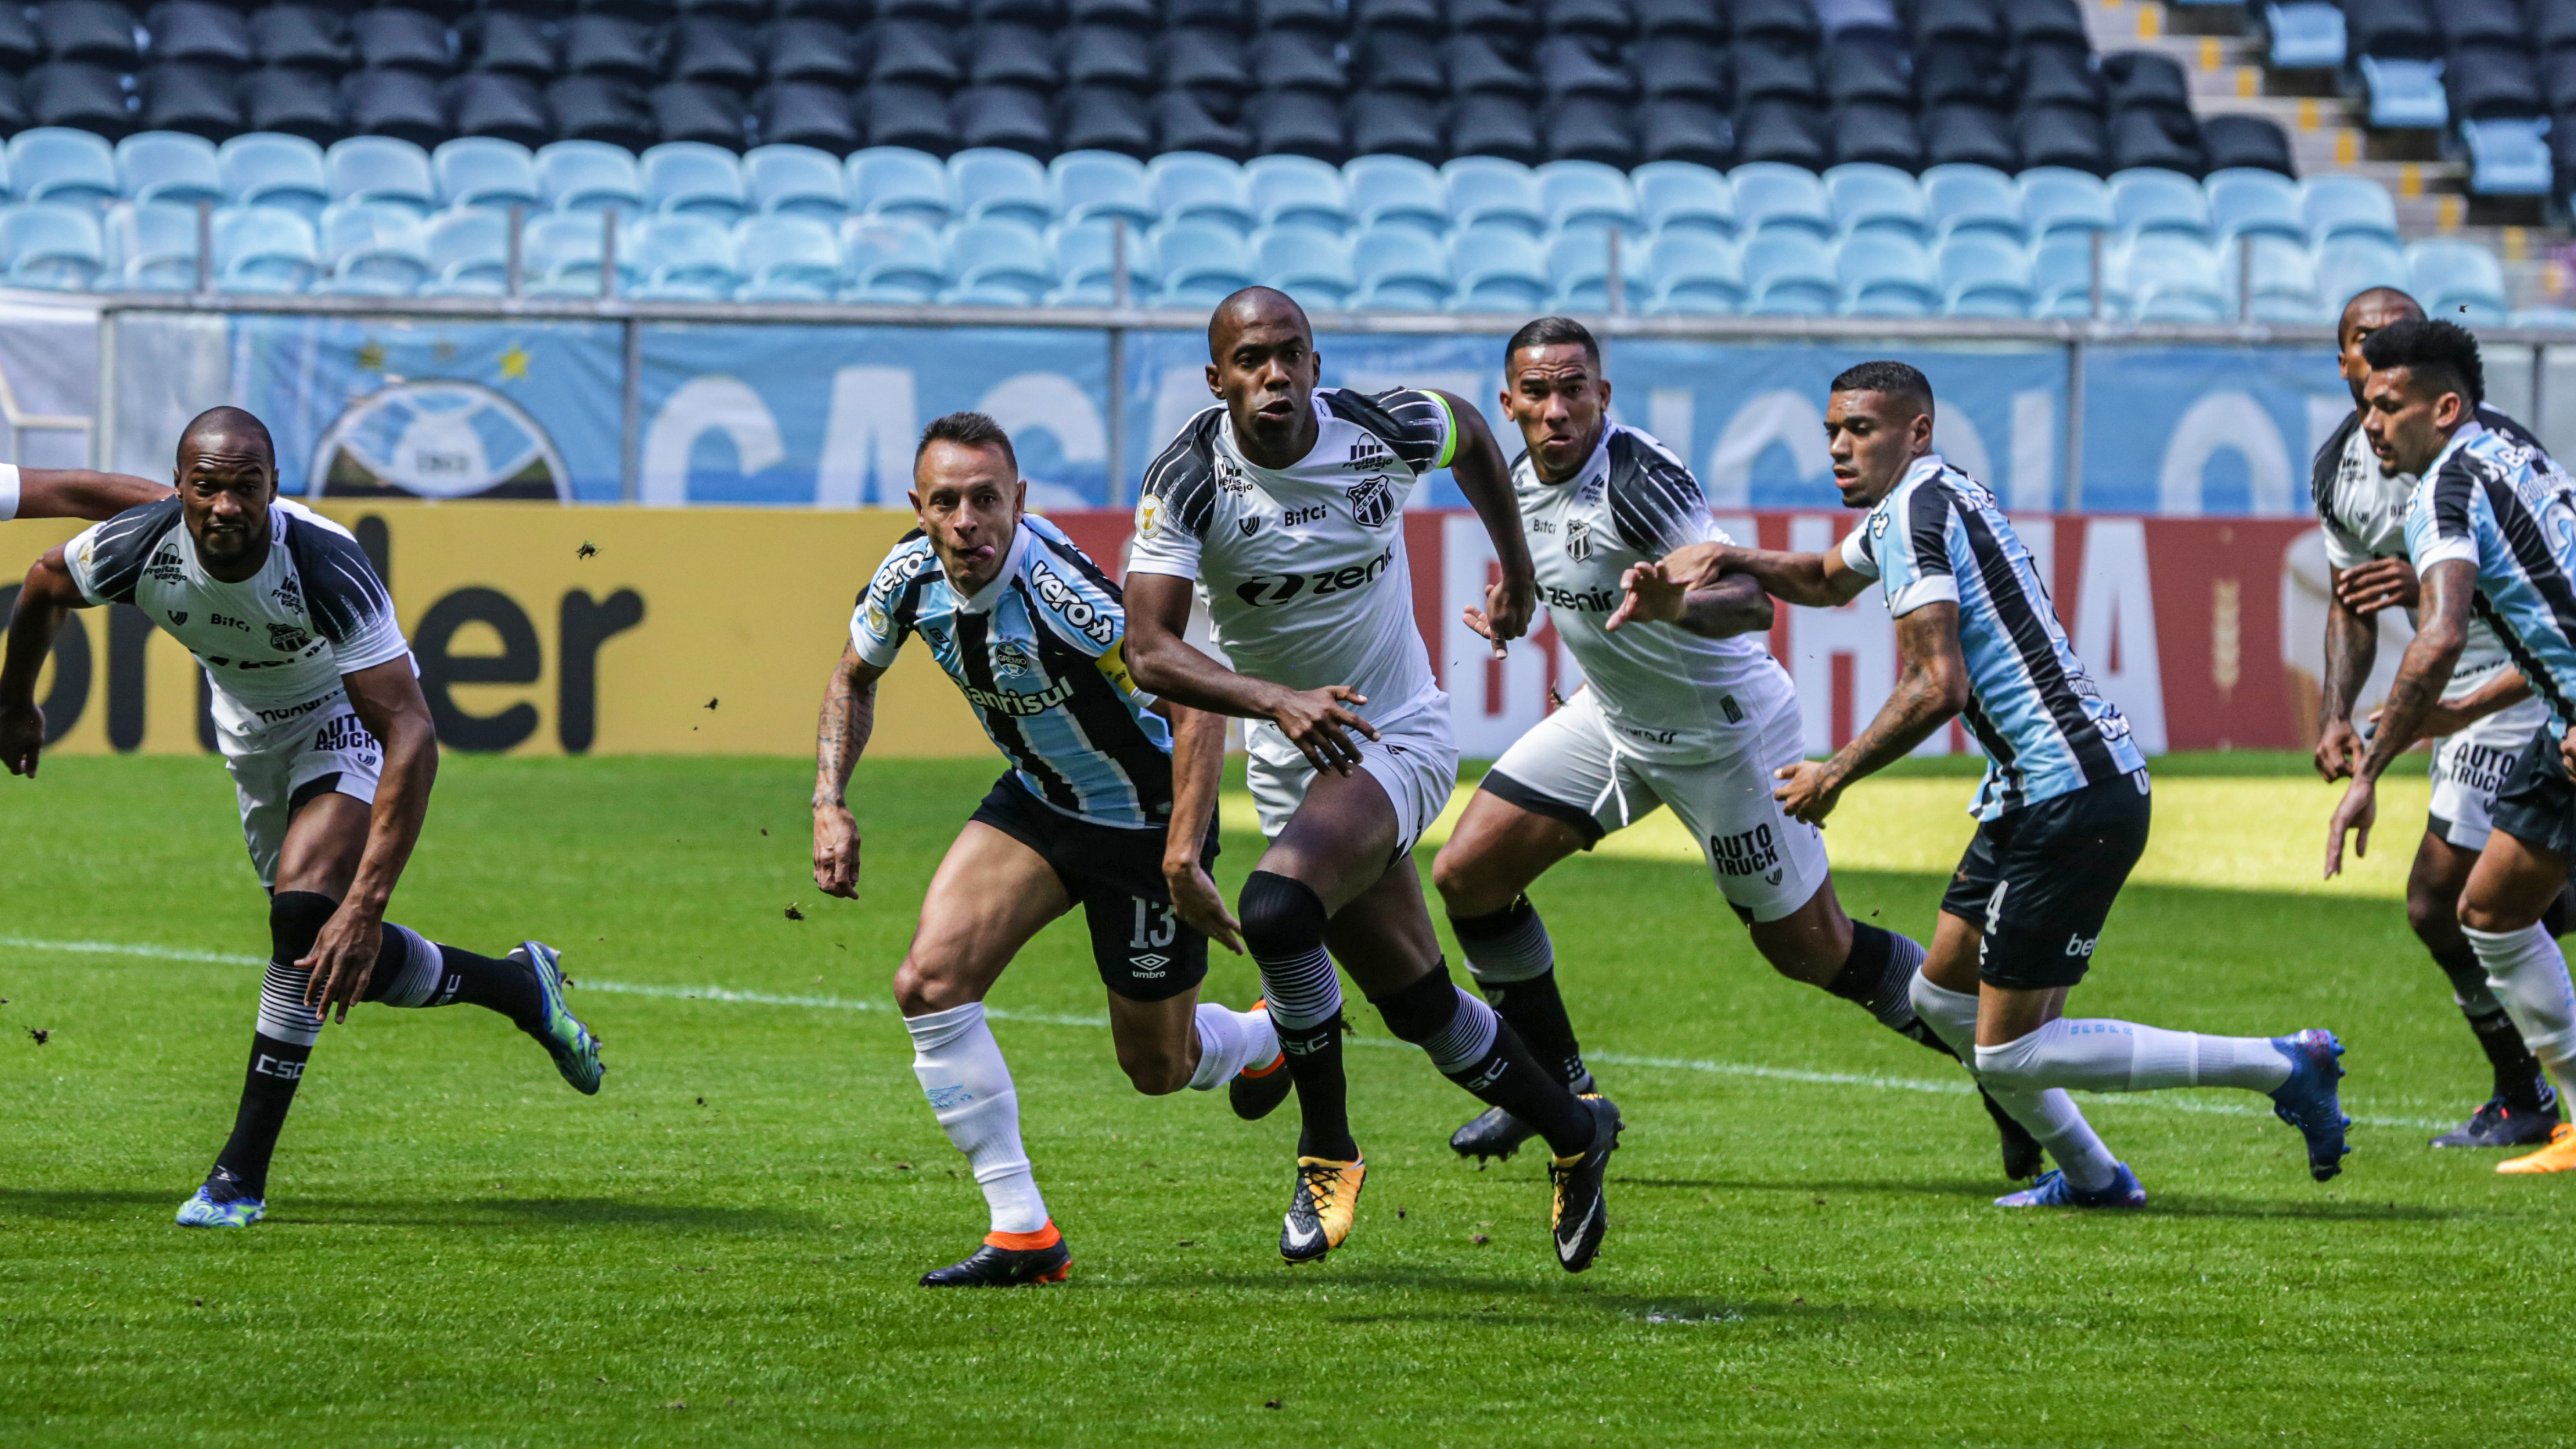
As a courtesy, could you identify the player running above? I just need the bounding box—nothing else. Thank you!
[2311,287,2563,1149]
[1122,288,1621,1271]
[1651,361,2352,1205]
[0,461,170,522]
[2327,319,2576,1176]
[812,412,1280,1287]
[1429,317,2044,1180]
[0,407,601,1229]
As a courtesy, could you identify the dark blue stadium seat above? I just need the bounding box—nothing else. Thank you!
[1067,0,1155,25]
[859,85,960,153]
[2017,104,2108,173]
[1059,87,1154,156]
[0,7,35,70]
[464,10,559,78]
[971,0,1059,22]
[1735,38,1820,104]
[451,73,554,147]
[1914,0,2003,47]
[1256,0,1341,31]
[2108,106,2204,175]
[566,16,660,82]
[549,75,655,150]
[2101,52,2192,114]
[2020,43,2105,113]
[352,9,456,76]
[651,81,750,148]
[1831,103,1920,169]
[1733,0,1819,46]
[1167,27,1251,93]
[1924,102,2017,170]
[1734,99,1829,169]
[244,67,347,142]
[1062,26,1153,91]
[869,20,963,88]
[1250,90,1346,160]
[1169,0,1246,29]
[1637,98,1732,165]
[1353,28,1445,96]
[38,2,141,69]
[253,7,353,73]
[1158,91,1252,158]
[1545,0,1631,39]
[2001,0,2086,47]
[1447,35,1539,98]
[880,0,968,24]
[966,24,1057,89]
[954,87,1056,154]
[2201,115,2295,176]
[1916,40,2010,109]
[1825,32,1910,108]
[1450,0,1541,41]
[2341,0,2439,60]
[1638,40,1727,103]
[767,20,858,87]
[26,64,136,140]
[1546,97,1638,167]
[1346,93,1444,161]
[2451,47,2547,121]
[1536,34,1628,101]
[139,64,244,139]
[668,19,760,90]
[2437,0,2525,50]
[1634,0,1721,40]
[759,84,860,154]
[1257,29,1347,95]
[146,3,252,67]
[2539,0,2576,54]
[1452,96,1545,164]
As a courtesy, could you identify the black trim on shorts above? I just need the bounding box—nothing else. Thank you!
[1480,768,1606,848]
[2490,728,2576,861]
[287,772,346,813]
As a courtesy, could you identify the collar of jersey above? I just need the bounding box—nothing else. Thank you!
[2427,419,2490,481]
[1893,451,1950,500]
[953,521,1031,616]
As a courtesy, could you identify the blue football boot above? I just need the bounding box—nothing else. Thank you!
[2267,1028,2351,1181]
[518,941,603,1095]
[1994,1163,2147,1209]
[175,1168,264,1228]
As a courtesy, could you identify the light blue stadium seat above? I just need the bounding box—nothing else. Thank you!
[212,205,320,294]
[1442,157,1547,236]
[2408,237,2509,324]
[2206,168,2305,244]
[1351,224,1451,308]
[421,207,510,296]
[1538,159,1639,234]
[326,136,436,215]
[1450,222,1551,311]
[841,217,946,302]
[1251,224,1355,309]
[734,213,844,301]
[1634,162,1734,236]
[2265,2,2344,68]
[2511,306,2576,329]
[1825,162,1927,240]
[0,203,104,290]
[434,138,542,213]
[2019,166,2115,241]
[943,216,1053,305]
[1246,154,1351,234]
[1346,154,1450,234]
[524,211,635,296]
[2031,230,2122,318]
[1047,217,1159,305]
[624,214,741,300]
[1644,229,1743,314]
[2301,175,2400,245]
[1836,231,1939,317]
[1922,163,2023,243]
[2464,119,2553,197]
[643,142,747,219]
[1732,162,1833,239]
[2109,167,2211,240]
[1543,225,1644,312]
[537,140,645,214]
[317,201,430,295]
[2359,56,2446,129]
[2227,234,2326,323]
[102,201,201,291]
[1149,219,1254,306]
[2313,234,2411,309]
[1936,233,2033,317]
[746,145,848,221]
[9,129,119,209]
[1050,150,1157,229]
[2122,234,2230,322]
[1744,229,1837,314]
[219,134,329,220]
[116,132,224,208]
[951,147,1052,229]
[1149,152,1256,235]
[851,147,954,226]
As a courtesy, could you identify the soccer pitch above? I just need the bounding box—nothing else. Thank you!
[3,754,2567,1447]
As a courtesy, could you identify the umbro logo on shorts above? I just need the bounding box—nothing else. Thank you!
[1132,953,1170,976]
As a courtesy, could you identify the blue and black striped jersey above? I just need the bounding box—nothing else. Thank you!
[2407,421,2576,733]
[853,514,1175,829]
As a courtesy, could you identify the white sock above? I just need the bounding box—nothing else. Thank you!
[1186,1003,1280,1091]
[904,1002,1048,1235]
[1976,1017,2292,1095]
[2463,923,2576,1078]
[1910,972,2121,1192]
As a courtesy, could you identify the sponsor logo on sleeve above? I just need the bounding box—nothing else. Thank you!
[1135,494,1162,539]
[1028,560,1119,648]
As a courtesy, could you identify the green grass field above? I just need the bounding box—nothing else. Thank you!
[4,753,2569,1448]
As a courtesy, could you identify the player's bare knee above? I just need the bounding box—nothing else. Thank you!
[1115,1036,1192,1095]
[893,955,971,1016]
[1429,847,1513,919]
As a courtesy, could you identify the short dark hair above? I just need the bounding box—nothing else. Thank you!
[1505,316,1601,369]
[2336,285,2422,347]
[2361,318,2485,407]
[178,405,275,465]
[1829,360,1934,413]
[914,411,1017,471]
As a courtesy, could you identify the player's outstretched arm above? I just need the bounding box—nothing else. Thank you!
[0,546,89,777]
[1160,701,1242,954]
[1122,571,1377,775]
[1438,392,1535,655]
[1659,540,1869,611]
[1605,559,1773,638]
[2327,558,2472,877]
[2314,566,2381,781]
[1775,601,1970,826]
[303,659,440,1022]
[812,643,886,899]
[14,468,171,522]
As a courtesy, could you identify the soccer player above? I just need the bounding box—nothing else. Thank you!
[0,407,602,1228]
[2311,287,2562,1149]
[1651,362,2353,1204]
[0,461,171,522]
[812,412,1280,1287]
[1430,317,2043,1179]
[2327,319,2576,1175]
[1122,288,1621,1271]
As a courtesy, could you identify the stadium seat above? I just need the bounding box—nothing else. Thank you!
[1836,231,1939,316]
[523,209,628,296]
[1245,154,1352,234]
[851,147,954,226]
[950,148,1053,229]
[216,136,330,220]
[1543,224,1643,311]
[147,1,252,67]
[2450,45,2545,123]
[2122,234,2229,322]
[1642,228,1743,313]
[1743,229,1837,314]
[952,86,1054,155]
[1346,154,1449,234]
[1149,152,1257,234]
[1449,223,1551,311]
[317,201,431,295]
[1635,98,1734,167]
[1823,162,1927,239]
[1062,87,1156,158]
[251,6,350,74]
[325,136,437,216]
[745,145,849,220]
[537,140,646,214]
[1538,159,1639,233]
[37,1,140,69]
[420,206,511,296]
[114,131,223,209]
[2028,229,2115,317]
[1155,91,1253,163]
[1633,161,1734,235]
[642,142,748,219]
[2108,108,2205,176]
[734,213,846,301]
[1921,163,2022,242]
[548,76,654,152]
[1050,150,1158,228]
[1735,99,1831,169]
[2264,1,2345,68]
[650,82,751,150]
[2464,119,2554,196]
[2313,233,2411,308]
[450,73,551,148]
[1350,223,1452,308]
[1443,157,1548,235]
[860,85,961,155]
[1638,38,1725,104]
[1825,31,1911,109]
[2019,166,2114,240]
[102,199,202,290]
[212,204,321,292]
[2408,236,2511,323]
[435,138,543,212]
[2358,56,2448,129]
[465,10,559,81]
[1048,217,1159,303]
[2002,0,2087,47]
[942,215,1053,304]
[1924,103,2019,172]
[1936,233,2035,317]
[1251,223,1356,308]
[350,7,452,76]
[342,68,449,151]
[2205,167,2306,245]
[755,84,856,156]
[2109,168,2211,240]
[624,213,743,299]
[842,217,946,301]
[2302,175,2401,245]
[241,67,344,145]
[1732,162,1834,239]
[0,202,103,289]
[1832,103,1923,171]
[2019,43,2106,113]
[9,128,118,208]
[2201,115,2297,176]
[2227,233,2326,323]
[2019,105,2112,175]
[1149,218,1254,305]
[140,63,245,140]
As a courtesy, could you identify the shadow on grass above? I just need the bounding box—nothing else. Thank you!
[0,1187,810,1232]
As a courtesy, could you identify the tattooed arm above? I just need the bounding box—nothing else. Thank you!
[2313,572,2380,781]
[1772,602,1971,826]
[2326,558,2471,876]
[812,642,886,898]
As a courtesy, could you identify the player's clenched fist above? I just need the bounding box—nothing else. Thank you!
[1267,684,1377,775]
[812,802,861,898]
[0,701,43,777]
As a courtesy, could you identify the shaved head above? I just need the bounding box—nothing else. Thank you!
[178,406,275,468]
[1208,286,1311,358]
[2337,286,2425,403]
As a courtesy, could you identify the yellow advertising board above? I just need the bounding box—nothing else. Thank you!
[9,502,987,758]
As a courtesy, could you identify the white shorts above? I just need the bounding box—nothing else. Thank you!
[2429,692,2552,850]
[1245,701,1460,859]
[1482,687,1830,923]
[217,692,385,888]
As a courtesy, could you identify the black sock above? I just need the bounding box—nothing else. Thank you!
[2430,939,2553,1110]
[1453,899,1591,1091]
[1825,922,1929,1033]
[1373,965,1595,1158]
[211,892,337,1199]
[1241,870,1356,1161]
[439,944,544,1027]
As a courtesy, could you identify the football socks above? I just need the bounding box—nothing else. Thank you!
[2428,938,2555,1110]
[1827,923,1930,1032]
[1975,1017,2295,1094]
[1372,965,1594,1158]
[1911,971,2121,1192]
[364,922,546,1030]
[1185,1003,1280,1092]
[904,1000,1048,1236]
[2462,923,2576,1081]
[210,891,335,1199]
[1241,870,1356,1161]
[1453,898,1594,1092]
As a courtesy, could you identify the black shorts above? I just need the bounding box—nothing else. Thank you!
[2490,728,2576,860]
[970,773,1218,1003]
[1938,769,2152,991]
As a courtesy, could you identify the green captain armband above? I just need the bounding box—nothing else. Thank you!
[1427,391,1458,471]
